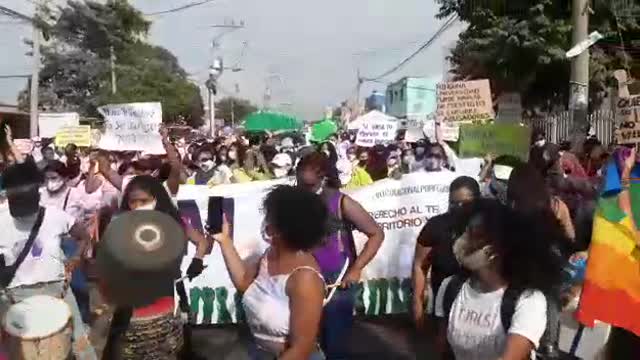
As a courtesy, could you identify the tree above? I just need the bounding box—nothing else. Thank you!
[215,97,257,126]
[437,0,640,113]
[19,0,203,126]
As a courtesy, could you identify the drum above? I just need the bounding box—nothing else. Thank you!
[2,295,72,360]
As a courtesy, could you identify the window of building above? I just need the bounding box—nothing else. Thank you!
[400,88,405,101]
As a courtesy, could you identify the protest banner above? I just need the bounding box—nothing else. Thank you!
[459,123,531,161]
[175,171,458,324]
[54,125,91,147]
[98,102,165,154]
[614,94,640,145]
[436,79,494,123]
[355,115,398,147]
[496,93,523,124]
[38,113,80,138]
[13,139,33,154]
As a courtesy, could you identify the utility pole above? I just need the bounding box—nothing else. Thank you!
[110,46,117,94]
[30,11,41,138]
[569,0,590,152]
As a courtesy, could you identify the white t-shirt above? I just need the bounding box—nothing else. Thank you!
[0,206,76,288]
[40,185,102,224]
[435,277,547,360]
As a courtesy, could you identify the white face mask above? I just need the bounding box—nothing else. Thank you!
[199,160,215,172]
[46,179,65,193]
[228,151,237,160]
[347,154,356,162]
[133,201,157,211]
[273,168,289,178]
[452,232,496,271]
[534,139,546,148]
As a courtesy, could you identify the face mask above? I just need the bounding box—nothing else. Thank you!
[415,147,425,157]
[424,158,442,171]
[273,168,289,178]
[534,139,546,148]
[452,233,495,271]
[387,159,398,168]
[228,151,237,160]
[323,150,331,157]
[347,154,356,162]
[46,179,65,193]
[133,201,157,211]
[8,190,40,218]
[199,160,215,172]
[402,155,415,165]
[219,155,228,163]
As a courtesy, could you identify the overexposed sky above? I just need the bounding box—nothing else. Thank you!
[0,0,462,119]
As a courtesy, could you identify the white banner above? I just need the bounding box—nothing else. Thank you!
[176,171,458,324]
[38,112,80,138]
[98,102,165,154]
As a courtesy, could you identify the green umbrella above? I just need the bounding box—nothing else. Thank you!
[310,118,338,143]
[243,111,302,132]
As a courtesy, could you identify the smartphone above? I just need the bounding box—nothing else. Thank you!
[207,196,224,235]
[177,200,203,232]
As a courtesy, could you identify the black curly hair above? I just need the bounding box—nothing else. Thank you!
[120,175,182,225]
[262,185,329,252]
[464,199,568,296]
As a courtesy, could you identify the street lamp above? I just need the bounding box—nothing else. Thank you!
[206,57,223,137]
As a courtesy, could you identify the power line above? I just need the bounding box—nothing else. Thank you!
[145,0,216,16]
[362,15,458,82]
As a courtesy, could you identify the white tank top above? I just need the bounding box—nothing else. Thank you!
[242,251,324,347]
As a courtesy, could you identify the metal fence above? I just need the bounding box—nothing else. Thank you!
[523,110,616,147]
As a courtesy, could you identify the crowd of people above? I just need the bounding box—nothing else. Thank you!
[0,119,637,359]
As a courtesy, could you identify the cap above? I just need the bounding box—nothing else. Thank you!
[271,153,292,167]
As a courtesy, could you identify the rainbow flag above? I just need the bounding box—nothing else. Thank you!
[577,160,640,336]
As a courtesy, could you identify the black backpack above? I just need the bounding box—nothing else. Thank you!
[442,276,560,360]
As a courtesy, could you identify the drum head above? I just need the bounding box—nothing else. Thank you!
[3,295,70,339]
[96,210,187,307]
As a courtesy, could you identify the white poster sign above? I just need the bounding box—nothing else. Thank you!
[176,171,458,324]
[38,112,80,138]
[423,120,460,142]
[355,119,398,147]
[98,102,165,154]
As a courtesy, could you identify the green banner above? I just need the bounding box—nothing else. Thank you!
[459,124,531,161]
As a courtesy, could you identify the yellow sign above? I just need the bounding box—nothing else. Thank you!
[55,125,91,147]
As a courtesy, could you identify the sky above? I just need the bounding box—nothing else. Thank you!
[0,0,463,120]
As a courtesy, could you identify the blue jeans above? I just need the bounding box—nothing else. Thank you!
[61,237,90,324]
[320,269,355,360]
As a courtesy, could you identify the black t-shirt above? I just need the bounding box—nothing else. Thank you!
[417,212,464,297]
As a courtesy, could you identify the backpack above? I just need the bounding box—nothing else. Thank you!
[442,275,561,360]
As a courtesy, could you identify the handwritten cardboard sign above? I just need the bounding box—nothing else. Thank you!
[355,119,398,147]
[459,124,531,161]
[436,79,494,123]
[614,95,640,144]
[97,102,165,154]
[55,125,91,147]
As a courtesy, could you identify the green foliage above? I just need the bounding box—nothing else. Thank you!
[215,97,258,126]
[439,0,640,112]
[20,0,203,127]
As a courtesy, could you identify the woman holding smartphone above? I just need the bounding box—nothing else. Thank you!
[213,185,328,359]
